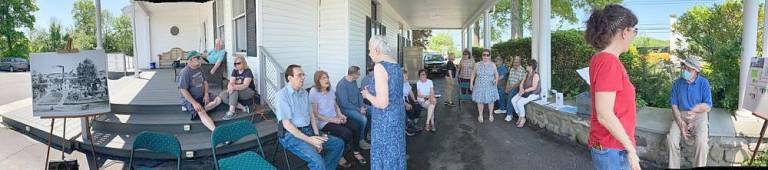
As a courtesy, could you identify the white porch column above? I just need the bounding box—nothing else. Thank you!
[533,0,552,98]
[764,0,768,57]
[740,0,758,109]
[95,0,103,49]
[483,11,491,48]
[461,29,466,50]
[467,26,474,54]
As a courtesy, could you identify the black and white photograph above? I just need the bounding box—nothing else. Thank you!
[30,50,110,118]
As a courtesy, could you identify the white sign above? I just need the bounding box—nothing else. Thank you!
[577,67,590,85]
[30,50,111,118]
[744,57,768,114]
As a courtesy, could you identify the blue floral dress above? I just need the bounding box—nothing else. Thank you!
[364,61,406,170]
[472,62,500,104]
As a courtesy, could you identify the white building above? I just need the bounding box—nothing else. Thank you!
[124,0,507,102]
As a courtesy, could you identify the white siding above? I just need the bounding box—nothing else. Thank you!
[261,0,319,85]
[348,0,370,79]
[319,0,349,83]
[147,4,212,65]
[379,0,409,53]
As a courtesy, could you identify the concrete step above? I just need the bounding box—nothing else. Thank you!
[78,121,277,160]
[93,107,270,134]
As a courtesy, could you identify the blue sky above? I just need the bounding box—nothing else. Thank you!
[32,0,130,31]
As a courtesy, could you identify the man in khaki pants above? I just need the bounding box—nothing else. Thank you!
[667,57,712,168]
[443,53,457,107]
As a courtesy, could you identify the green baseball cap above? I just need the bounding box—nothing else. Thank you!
[186,50,201,60]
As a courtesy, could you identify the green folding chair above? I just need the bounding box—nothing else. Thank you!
[457,81,473,111]
[129,131,181,170]
[211,120,276,170]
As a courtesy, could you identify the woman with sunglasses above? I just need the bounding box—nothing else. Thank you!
[218,55,257,120]
[584,4,640,170]
[470,49,500,123]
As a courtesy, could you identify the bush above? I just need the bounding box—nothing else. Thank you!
[620,46,676,108]
[491,29,595,97]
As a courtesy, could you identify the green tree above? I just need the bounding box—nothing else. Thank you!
[0,0,38,58]
[428,33,456,53]
[72,0,96,50]
[29,19,68,53]
[105,15,133,55]
[674,0,760,110]
[492,0,622,40]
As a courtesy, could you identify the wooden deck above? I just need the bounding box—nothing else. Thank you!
[108,68,223,106]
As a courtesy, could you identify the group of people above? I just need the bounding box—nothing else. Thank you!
[585,4,712,170]
[174,4,716,170]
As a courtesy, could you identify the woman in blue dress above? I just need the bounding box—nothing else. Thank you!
[471,49,500,123]
[361,35,406,169]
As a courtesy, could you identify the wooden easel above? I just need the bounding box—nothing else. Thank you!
[43,38,100,170]
[749,112,768,166]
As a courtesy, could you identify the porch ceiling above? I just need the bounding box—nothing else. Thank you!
[386,0,496,30]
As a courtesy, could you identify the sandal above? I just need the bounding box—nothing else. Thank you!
[478,116,483,123]
[489,115,494,122]
[353,152,368,165]
[338,158,352,168]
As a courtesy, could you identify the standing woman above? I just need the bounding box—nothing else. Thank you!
[361,35,406,169]
[585,4,640,170]
[470,49,500,123]
[457,49,474,95]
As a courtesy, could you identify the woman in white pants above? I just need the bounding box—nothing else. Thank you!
[510,60,540,128]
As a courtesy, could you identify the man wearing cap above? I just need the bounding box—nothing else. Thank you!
[667,57,713,168]
[179,51,222,131]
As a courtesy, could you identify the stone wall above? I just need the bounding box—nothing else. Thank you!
[525,103,764,168]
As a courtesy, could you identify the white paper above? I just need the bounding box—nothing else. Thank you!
[577,67,590,85]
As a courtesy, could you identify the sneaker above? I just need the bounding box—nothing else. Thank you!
[222,112,237,120]
[493,110,507,114]
[359,140,371,150]
[505,115,513,122]
[181,106,187,112]
[406,129,416,136]
[244,106,251,114]
[448,102,457,107]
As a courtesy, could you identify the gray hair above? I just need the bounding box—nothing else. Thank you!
[369,35,395,57]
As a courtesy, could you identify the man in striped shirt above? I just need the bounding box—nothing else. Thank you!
[501,56,527,122]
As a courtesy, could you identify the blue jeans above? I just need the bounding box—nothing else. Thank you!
[496,86,508,110]
[343,108,368,141]
[279,126,345,170]
[591,148,629,170]
[506,88,519,116]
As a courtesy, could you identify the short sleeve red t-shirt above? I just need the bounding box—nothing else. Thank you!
[588,52,637,150]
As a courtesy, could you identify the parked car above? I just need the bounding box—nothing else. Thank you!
[0,57,30,72]
[423,52,447,76]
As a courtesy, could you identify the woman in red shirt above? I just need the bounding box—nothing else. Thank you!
[584,4,640,170]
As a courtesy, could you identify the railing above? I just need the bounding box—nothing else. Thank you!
[258,46,285,111]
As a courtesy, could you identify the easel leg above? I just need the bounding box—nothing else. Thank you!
[45,118,55,170]
[86,116,98,169]
[61,118,66,160]
[750,121,768,166]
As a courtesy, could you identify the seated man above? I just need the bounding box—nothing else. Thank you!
[335,66,372,149]
[276,64,344,170]
[179,51,222,131]
[206,38,227,75]
[667,57,713,169]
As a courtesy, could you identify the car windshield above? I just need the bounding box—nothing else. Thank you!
[426,54,444,62]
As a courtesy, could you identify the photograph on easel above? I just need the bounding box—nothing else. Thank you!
[30,50,111,118]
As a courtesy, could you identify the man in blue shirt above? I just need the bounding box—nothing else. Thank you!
[667,57,712,169]
[335,66,371,149]
[493,56,509,114]
[276,64,344,170]
[206,39,226,75]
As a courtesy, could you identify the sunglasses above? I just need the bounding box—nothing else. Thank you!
[234,62,242,65]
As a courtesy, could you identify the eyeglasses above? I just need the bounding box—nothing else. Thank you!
[234,62,242,65]
[632,27,638,34]
[482,53,490,56]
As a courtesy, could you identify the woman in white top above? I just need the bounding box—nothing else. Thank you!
[416,69,437,132]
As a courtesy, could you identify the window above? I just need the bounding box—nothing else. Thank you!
[233,0,246,53]
[214,0,225,40]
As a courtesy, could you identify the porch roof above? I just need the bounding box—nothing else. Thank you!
[386,0,496,29]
